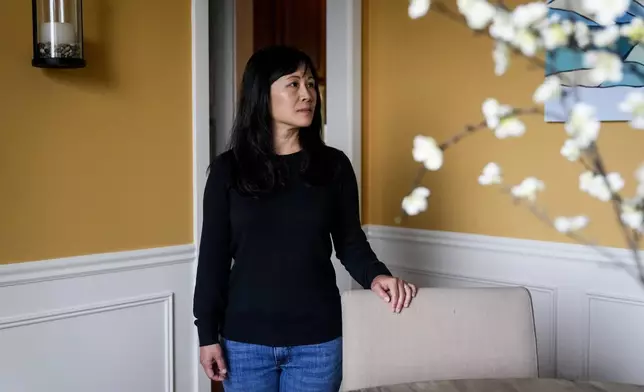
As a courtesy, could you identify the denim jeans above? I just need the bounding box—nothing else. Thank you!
[220,337,343,392]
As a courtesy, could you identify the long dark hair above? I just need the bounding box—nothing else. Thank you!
[226,45,328,196]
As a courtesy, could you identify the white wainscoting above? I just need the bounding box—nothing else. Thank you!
[0,245,196,392]
[364,225,644,386]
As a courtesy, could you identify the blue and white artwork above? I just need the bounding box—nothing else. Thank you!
[545,0,644,122]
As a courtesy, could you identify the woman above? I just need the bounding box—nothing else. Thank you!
[194,45,418,392]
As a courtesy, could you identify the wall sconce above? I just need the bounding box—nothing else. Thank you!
[32,0,85,68]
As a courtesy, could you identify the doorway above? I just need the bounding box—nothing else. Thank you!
[251,0,327,125]
[209,0,327,159]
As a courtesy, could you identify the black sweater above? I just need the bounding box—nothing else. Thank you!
[193,147,391,347]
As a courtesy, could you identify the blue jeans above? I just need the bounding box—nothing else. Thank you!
[220,337,342,392]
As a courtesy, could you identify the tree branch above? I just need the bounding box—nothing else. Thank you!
[403,0,644,287]
[396,106,544,223]
[586,143,644,281]
[500,186,644,284]
[431,1,552,74]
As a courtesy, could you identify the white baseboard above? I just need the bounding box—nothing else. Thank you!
[0,245,196,392]
[364,225,644,386]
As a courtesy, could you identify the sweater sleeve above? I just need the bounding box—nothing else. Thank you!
[193,154,232,346]
[331,151,392,289]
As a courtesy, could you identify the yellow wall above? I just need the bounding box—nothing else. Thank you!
[362,0,644,248]
[0,0,193,264]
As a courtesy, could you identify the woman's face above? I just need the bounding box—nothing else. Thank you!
[270,65,317,131]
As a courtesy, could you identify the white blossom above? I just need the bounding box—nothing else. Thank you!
[560,139,581,162]
[541,17,574,50]
[621,18,644,44]
[457,0,496,30]
[511,177,545,202]
[402,187,431,216]
[618,91,644,130]
[412,135,443,171]
[605,172,625,193]
[489,10,515,42]
[495,118,525,138]
[533,76,562,104]
[620,199,643,231]
[636,163,644,197]
[579,171,624,202]
[482,98,526,139]
[512,29,540,57]
[554,215,589,233]
[574,21,591,48]
[478,162,502,185]
[592,25,620,47]
[581,0,630,26]
[482,99,505,128]
[408,0,431,19]
[584,51,624,84]
[565,103,600,149]
[512,2,548,29]
[493,41,510,76]
[579,171,594,191]
[636,163,644,183]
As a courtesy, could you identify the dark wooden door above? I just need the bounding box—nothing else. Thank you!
[253,0,327,124]
[253,0,326,83]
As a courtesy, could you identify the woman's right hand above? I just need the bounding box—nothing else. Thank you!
[200,344,228,381]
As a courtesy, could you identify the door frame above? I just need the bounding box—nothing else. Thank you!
[324,0,364,293]
[191,0,210,391]
[191,1,363,390]
[325,0,363,205]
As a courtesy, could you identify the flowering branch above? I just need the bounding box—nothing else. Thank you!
[403,0,644,287]
[499,185,643,283]
[430,1,550,73]
[396,107,543,220]
[587,144,644,277]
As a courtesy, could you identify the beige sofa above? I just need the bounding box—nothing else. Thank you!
[340,286,539,391]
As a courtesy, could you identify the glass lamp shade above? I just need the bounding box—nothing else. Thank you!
[32,0,85,68]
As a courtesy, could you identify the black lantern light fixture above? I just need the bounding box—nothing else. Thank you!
[32,0,85,68]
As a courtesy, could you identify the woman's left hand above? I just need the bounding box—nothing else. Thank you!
[370,275,418,313]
